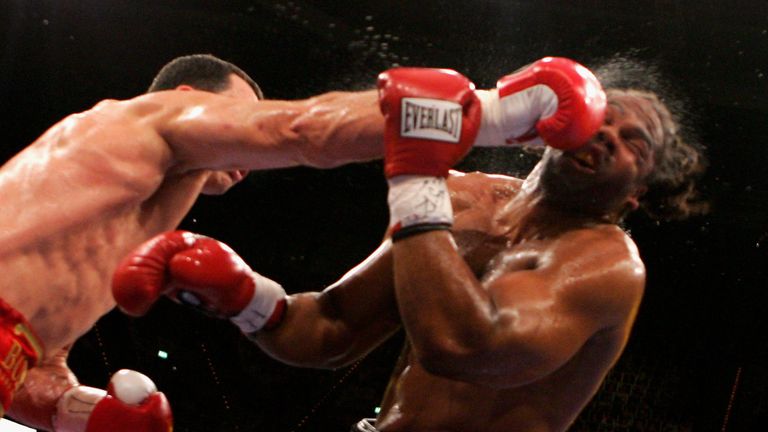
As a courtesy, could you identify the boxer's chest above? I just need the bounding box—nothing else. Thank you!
[454,229,547,280]
[450,184,558,282]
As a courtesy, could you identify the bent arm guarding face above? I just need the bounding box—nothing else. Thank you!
[392,227,645,388]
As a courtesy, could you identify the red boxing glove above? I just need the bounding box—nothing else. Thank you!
[53,370,172,432]
[86,370,172,432]
[474,56,606,150]
[52,369,173,432]
[377,67,482,179]
[377,68,483,240]
[112,231,286,333]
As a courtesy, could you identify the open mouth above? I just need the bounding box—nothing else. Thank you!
[569,149,597,172]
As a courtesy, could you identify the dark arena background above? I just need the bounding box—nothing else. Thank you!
[1,1,767,431]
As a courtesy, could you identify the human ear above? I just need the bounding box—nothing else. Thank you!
[625,185,648,211]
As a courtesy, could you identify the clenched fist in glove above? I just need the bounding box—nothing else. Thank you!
[54,369,172,432]
[474,56,606,150]
[376,58,606,240]
[112,230,287,334]
[377,67,481,240]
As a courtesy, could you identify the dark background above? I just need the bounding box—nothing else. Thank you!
[2,1,767,430]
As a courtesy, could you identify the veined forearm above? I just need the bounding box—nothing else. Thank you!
[163,90,384,172]
[249,293,370,369]
[285,90,384,168]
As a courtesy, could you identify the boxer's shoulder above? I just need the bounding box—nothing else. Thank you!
[553,224,640,260]
[46,95,161,143]
[544,225,646,305]
[85,91,215,124]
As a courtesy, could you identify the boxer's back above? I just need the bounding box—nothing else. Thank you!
[0,99,205,356]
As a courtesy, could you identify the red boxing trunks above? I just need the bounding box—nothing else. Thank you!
[0,298,43,417]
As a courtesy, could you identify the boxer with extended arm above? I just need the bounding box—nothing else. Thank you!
[2,54,607,430]
[110,58,710,431]
[0,52,390,431]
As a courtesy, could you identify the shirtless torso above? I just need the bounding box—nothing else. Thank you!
[0,101,207,355]
[0,84,384,427]
[109,81,660,432]
[0,97,217,427]
[373,172,644,432]
[255,170,645,432]
[1,82,384,350]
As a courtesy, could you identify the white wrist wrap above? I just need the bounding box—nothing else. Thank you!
[388,175,453,238]
[474,86,557,147]
[230,272,286,334]
[53,386,106,432]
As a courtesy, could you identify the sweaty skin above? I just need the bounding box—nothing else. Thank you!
[382,174,643,432]
[257,172,644,432]
[0,75,383,429]
[253,96,659,432]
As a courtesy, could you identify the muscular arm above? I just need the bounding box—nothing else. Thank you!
[251,241,401,369]
[146,89,384,172]
[392,227,645,388]
[7,346,78,431]
[0,89,383,244]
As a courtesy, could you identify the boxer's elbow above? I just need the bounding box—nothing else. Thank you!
[416,338,559,389]
[411,331,481,374]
